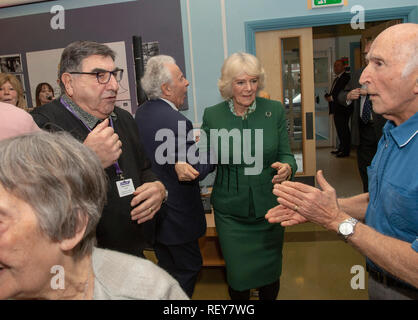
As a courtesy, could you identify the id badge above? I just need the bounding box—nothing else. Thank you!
[116,178,135,197]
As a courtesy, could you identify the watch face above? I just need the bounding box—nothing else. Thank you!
[339,222,354,236]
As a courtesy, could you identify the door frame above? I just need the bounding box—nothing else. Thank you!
[245,6,416,54]
[245,6,416,186]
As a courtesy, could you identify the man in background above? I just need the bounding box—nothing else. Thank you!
[326,59,351,157]
[338,40,386,192]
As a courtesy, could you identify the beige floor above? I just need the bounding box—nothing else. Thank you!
[147,147,369,300]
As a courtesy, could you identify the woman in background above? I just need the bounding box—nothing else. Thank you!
[35,82,55,107]
[0,73,27,110]
[201,52,297,300]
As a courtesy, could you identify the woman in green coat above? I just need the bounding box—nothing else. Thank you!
[201,52,297,300]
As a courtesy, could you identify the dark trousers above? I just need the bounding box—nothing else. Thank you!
[334,112,351,155]
[154,240,202,298]
[357,120,380,192]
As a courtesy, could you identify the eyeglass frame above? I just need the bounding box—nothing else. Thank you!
[68,68,124,84]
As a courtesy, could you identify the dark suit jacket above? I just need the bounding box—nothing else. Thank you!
[338,68,386,145]
[135,99,214,245]
[31,98,158,256]
[328,72,351,115]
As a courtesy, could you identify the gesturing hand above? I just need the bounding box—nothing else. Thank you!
[83,118,122,168]
[272,170,343,231]
[271,162,292,184]
[175,162,200,181]
[265,204,308,226]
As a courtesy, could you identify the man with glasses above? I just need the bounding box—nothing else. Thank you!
[31,41,167,258]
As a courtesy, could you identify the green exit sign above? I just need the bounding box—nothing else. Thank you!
[312,0,344,8]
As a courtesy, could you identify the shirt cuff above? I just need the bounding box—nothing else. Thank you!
[346,100,353,105]
[412,238,418,252]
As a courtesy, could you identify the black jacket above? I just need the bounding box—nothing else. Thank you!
[31,98,157,256]
[328,72,351,115]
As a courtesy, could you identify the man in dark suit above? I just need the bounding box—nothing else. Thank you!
[325,59,351,157]
[338,41,386,192]
[135,55,214,297]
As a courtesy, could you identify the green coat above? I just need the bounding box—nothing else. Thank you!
[201,97,297,218]
[201,97,297,291]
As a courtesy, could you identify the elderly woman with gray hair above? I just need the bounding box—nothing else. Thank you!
[0,131,187,300]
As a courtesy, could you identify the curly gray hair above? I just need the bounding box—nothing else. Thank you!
[0,131,107,259]
[141,55,176,99]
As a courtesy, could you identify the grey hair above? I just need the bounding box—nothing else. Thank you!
[59,40,116,93]
[401,38,418,78]
[0,131,107,259]
[141,55,176,99]
[218,52,265,100]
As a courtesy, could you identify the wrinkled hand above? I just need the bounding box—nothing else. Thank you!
[272,170,343,230]
[83,118,122,168]
[271,162,292,184]
[130,181,166,224]
[175,162,200,181]
[347,88,361,101]
[265,204,308,226]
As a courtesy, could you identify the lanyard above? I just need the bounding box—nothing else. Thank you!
[60,97,124,178]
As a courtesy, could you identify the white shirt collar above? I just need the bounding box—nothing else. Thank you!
[160,98,178,112]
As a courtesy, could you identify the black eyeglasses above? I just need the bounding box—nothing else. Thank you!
[69,68,123,84]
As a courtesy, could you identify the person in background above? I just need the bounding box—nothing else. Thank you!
[338,40,386,192]
[135,55,214,297]
[0,73,27,111]
[198,52,297,300]
[0,131,188,300]
[325,59,351,157]
[31,40,166,259]
[35,82,55,107]
[266,23,418,300]
[0,102,40,140]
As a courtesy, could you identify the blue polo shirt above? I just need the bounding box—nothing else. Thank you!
[365,112,418,273]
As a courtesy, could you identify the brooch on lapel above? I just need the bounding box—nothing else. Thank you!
[265,111,272,118]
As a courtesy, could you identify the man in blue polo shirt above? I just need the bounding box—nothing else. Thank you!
[265,23,418,300]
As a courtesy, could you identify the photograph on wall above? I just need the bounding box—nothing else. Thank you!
[142,41,160,68]
[0,54,23,73]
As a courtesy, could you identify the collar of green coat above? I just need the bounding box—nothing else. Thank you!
[228,99,256,120]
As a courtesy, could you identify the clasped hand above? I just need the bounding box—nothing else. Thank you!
[265,170,343,230]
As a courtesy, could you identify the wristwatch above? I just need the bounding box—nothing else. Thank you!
[338,217,358,242]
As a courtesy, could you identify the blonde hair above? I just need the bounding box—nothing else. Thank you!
[218,52,265,100]
[0,73,27,110]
